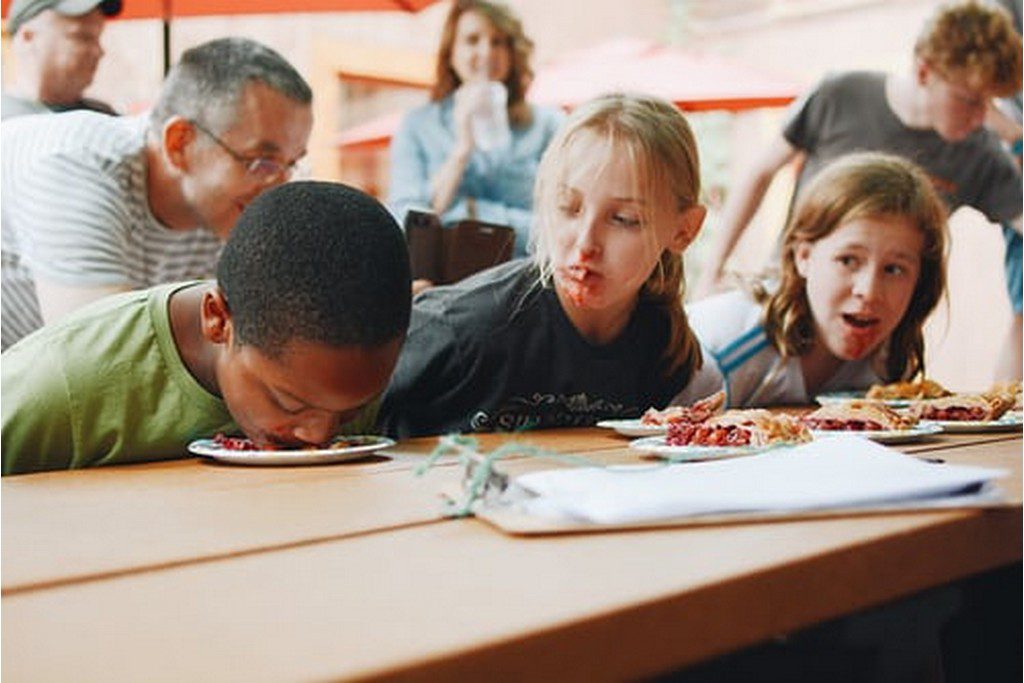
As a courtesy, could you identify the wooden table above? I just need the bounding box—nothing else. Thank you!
[0,429,626,593]
[2,429,1020,681]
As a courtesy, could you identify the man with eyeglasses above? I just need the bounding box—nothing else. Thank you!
[1,37,313,349]
[694,2,1022,378]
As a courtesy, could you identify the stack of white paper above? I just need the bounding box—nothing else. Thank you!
[515,435,1005,524]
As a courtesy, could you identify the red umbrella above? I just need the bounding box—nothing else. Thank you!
[337,38,804,150]
[529,38,802,112]
[3,0,440,73]
[112,0,439,18]
[2,0,438,18]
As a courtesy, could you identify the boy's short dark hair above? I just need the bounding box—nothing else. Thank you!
[217,181,411,356]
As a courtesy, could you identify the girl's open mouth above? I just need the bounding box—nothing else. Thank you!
[842,313,879,330]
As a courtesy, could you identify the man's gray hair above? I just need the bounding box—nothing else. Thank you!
[150,37,312,134]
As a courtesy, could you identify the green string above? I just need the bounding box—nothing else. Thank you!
[414,433,641,518]
[414,434,797,518]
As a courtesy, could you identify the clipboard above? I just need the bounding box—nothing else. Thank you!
[466,486,1009,536]
[434,436,1011,537]
[404,210,515,285]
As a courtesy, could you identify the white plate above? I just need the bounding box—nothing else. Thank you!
[919,415,1023,433]
[596,419,667,437]
[814,391,913,409]
[629,436,770,462]
[188,435,396,466]
[809,423,943,444]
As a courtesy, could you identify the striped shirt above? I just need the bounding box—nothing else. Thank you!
[672,289,881,408]
[1,111,221,349]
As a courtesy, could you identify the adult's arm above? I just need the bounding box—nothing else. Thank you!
[387,113,435,226]
[429,142,474,215]
[388,92,482,225]
[387,115,473,221]
[13,152,136,325]
[694,136,799,299]
[441,105,564,252]
[36,280,131,326]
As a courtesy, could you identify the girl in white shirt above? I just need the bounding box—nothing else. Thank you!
[681,152,948,407]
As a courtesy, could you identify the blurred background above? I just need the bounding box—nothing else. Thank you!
[1,0,1011,390]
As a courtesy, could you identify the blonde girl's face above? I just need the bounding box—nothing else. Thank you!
[795,214,924,362]
[546,132,697,315]
[450,10,512,83]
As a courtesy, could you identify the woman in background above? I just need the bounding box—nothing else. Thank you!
[387,0,563,258]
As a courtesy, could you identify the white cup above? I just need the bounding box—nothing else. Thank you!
[470,81,512,153]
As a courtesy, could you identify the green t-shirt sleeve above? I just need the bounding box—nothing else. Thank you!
[2,341,75,475]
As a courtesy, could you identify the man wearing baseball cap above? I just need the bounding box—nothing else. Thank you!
[2,0,122,120]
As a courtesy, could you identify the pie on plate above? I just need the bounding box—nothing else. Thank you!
[865,378,950,401]
[907,393,1013,422]
[628,436,767,461]
[640,391,725,426]
[814,391,912,409]
[809,424,943,444]
[918,415,1022,433]
[188,435,396,466]
[665,409,811,448]
[985,380,1022,411]
[801,401,916,432]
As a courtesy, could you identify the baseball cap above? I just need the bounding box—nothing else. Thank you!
[5,0,122,36]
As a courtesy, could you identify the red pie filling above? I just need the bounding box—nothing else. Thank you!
[921,406,987,421]
[666,423,752,447]
[210,433,362,451]
[212,433,259,450]
[801,418,884,431]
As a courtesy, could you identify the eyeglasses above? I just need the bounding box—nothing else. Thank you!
[189,119,299,182]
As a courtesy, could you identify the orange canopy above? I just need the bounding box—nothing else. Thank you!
[528,38,802,112]
[2,0,439,19]
[338,38,804,151]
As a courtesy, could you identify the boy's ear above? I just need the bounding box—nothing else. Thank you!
[162,117,197,172]
[914,58,931,86]
[667,205,707,254]
[200,288,233,344]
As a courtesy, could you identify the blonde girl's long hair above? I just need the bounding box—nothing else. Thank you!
[760,152,948,381]
[532,93,703,378]
[430,0,534,127]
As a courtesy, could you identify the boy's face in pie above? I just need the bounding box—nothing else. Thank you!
[214,336,403,449]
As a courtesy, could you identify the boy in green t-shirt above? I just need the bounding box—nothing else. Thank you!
[2,181,411,475]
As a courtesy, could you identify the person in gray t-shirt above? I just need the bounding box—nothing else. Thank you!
[696,1,1023,380]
